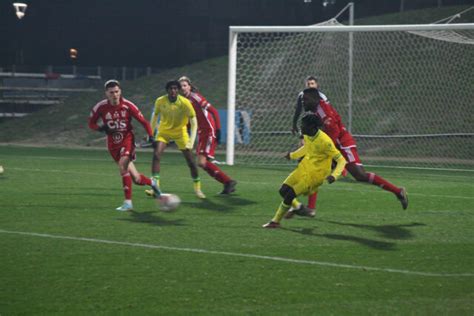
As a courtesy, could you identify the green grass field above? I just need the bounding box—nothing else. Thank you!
[0,145,473,314]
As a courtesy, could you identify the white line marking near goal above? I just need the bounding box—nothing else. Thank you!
[1,229,472,278]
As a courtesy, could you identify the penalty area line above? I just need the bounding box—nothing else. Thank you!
[1,229,473,278]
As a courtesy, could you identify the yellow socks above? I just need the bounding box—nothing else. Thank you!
[152,174,160,187]
[291,198,301,209]
[272,202,291,223]
[193,177,201,191]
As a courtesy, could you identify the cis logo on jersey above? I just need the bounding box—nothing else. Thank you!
[107,119,127,130]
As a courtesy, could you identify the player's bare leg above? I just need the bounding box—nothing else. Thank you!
[182,149,205,199]
[146,141,167,197]
[197,154,236,195]
[346,163,408,210]
[151,141,167,185]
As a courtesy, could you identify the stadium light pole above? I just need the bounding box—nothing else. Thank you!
[12,3,27,65]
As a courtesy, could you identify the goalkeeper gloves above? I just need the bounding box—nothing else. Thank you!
[215,129,221,144]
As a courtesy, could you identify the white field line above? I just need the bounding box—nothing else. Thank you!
[1,229,472,278]
[7,167,474,201]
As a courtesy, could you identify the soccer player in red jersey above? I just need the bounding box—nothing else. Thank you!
[178,76,237,194]
[287,87,408,217]
[88,80,161,211]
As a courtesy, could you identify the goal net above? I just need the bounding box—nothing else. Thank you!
[226,22,474,170]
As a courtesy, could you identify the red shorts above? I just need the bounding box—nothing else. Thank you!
[196,131,216,159]
[107,133,136,162]
[337,144,361,166]
[334,130,361,165]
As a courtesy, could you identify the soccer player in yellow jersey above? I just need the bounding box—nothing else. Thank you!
[263,113,346,228]
[149,80,205,198]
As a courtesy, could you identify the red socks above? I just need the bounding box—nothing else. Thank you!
[121,172,153,200]
[308,192,318,209]
[203,161,231,184]
[121,172,132,199]
[137,174,152,186]
[368,172,401,195]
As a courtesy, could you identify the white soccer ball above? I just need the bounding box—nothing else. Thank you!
[0,165,4,175]
[159,193,181,212]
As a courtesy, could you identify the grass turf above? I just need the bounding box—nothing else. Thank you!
[0,145,473,314]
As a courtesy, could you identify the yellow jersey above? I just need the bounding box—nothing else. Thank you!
[290,130,345,179]
[151,95,196,136]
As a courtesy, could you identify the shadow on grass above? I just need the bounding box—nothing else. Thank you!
[181,194,257,212]
[118,211,187,227]
[285,227,397,251]
[321,220,426,240]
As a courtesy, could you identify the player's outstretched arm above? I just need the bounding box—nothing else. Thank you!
[327,154,346,183]
[129,104,153,137]
[289,145,306,160]
[187,117,198,149]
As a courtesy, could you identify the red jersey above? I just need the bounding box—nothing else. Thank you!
[88,97,153,147]
[315,100,356,148]
[186,92,221,137]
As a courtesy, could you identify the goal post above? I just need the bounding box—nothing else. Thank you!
[226,23,474,170]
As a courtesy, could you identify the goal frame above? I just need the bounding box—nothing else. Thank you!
[226,23,474,166]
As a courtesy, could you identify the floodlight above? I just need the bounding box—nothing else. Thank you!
[13,2,27,19]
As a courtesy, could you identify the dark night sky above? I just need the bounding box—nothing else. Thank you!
[0,0,471,68]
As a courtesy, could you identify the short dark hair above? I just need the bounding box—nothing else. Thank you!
[303,87,321,101]
[303,87,319,94]
[305,75,318,82]
[165,80,180,90]
[301,113,322,129]
[104,79,120,90]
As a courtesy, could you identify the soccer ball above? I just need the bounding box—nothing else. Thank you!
[158,193,181,212]
[0,165,4,175]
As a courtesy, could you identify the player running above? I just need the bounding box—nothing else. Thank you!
[149,80,206,199]
[287,87,408,218]
[178,76,237,194]
[88,79,161,211]
[263,113,346,228]
[291,76,329,213]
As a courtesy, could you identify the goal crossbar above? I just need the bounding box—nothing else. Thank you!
[230,23,474,33]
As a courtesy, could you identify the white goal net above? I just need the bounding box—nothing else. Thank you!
[226,22,474,170]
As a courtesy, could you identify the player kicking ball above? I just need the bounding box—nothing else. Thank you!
[89,80,162,211]
[263,114,346,228]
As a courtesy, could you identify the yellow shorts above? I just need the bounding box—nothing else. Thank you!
[156,130,189,150]
[283,166,326,196]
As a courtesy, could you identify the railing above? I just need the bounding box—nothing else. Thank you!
[0,65,164,81]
